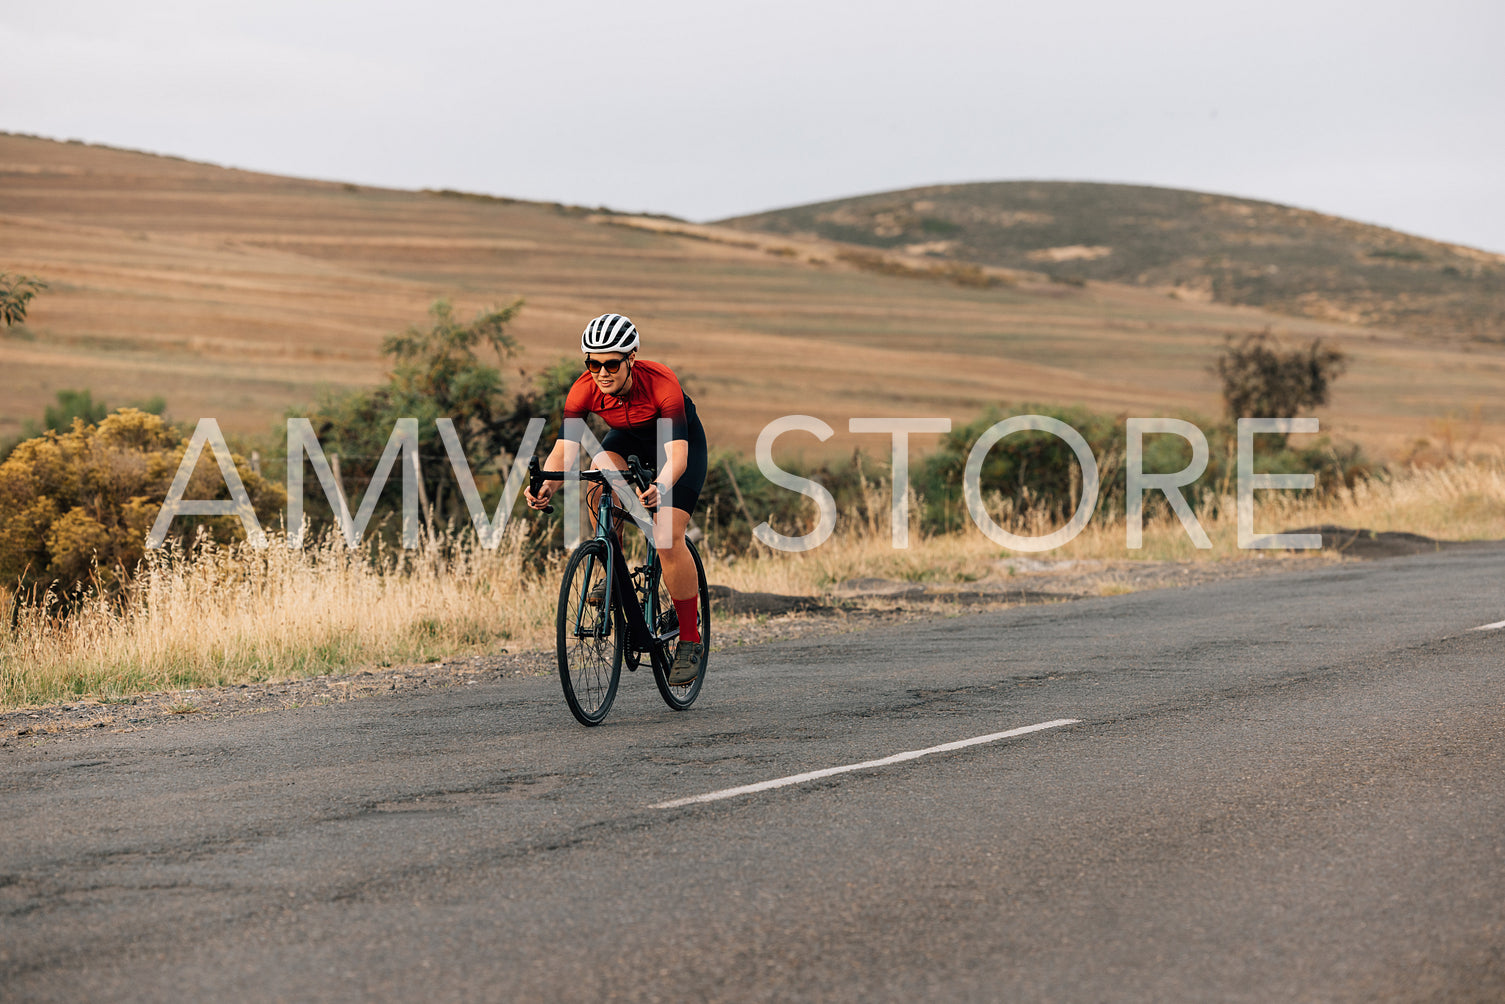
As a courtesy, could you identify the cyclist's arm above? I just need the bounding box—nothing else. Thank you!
[657,439,687,492]
[644,368,690,500]
[544,438,581,480]
[637,438,686,509]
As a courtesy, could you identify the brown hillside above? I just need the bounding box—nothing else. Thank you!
[2,134,1502,458]
[721,182,1505,343]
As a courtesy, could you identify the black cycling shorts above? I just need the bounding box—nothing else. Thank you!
[597,395,707,515]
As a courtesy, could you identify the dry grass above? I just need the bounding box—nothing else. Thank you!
[1,529,561,708]
[3,458,1499,710]
[707,455,1505,592]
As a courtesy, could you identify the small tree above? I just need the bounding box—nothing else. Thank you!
[1,273,47,327]
[291,298,548,534]
[1214,329,1347,427]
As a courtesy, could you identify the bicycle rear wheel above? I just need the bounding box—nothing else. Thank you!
[651,538,710,710]
[557,539,623,726]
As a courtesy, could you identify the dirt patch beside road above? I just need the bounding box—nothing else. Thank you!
[1284,525,1501,560]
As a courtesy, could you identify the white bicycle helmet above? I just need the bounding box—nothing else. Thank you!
[580,313,640,354]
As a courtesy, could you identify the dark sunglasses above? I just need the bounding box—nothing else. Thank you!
[585,357,628,374]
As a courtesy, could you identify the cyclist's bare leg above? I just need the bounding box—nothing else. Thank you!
[658,508,701,662]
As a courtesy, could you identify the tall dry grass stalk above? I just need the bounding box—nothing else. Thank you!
[1,530,561,708]
[3,459,1501,709]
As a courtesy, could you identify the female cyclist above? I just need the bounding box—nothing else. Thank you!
[524,313,709,684]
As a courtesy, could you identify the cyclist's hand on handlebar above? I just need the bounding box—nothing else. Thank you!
[637,482,664,509]
[525,483,556,510]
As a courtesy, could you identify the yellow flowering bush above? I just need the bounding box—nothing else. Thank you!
[0,410,283,597]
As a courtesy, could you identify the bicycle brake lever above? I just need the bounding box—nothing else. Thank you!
[527,456,554,513]
[626,454,650,490]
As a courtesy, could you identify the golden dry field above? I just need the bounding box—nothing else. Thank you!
[4,132,1504,459]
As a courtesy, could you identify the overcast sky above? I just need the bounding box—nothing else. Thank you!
[5,0,1503,251]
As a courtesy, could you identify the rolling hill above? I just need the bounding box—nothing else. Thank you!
[2,134,1503,458]
[720,182,1505,343]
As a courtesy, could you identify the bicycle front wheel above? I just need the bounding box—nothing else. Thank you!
[652,538,710,711]
[557,539,623,726]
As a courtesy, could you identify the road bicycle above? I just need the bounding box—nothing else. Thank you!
[528,456,710,726]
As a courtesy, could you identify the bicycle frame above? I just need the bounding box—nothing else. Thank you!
[533,458,674,676]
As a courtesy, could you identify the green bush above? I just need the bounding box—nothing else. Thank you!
[42,389,107,431]
[911,404,1371,537]
[3,389,169,462]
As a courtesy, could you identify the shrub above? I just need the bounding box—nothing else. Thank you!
[935,261,1002,289]
[284,299,576,546]
[3,390,169,462]
[43,389,107,431]
[0,273,47,327]
[1367,248,1427,262]
[1213,329,1347,429]
[912,403,1372,537]
[0,410,283,599]
[835,248,1002,289]
[918,405,1124,532]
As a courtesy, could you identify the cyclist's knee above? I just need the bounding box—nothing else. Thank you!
[660,506,693,535]
[653,519,685,552]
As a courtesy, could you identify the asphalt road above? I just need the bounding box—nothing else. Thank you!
[3,548,1503,1002]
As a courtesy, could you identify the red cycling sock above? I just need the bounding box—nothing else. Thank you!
[674,596,701,643]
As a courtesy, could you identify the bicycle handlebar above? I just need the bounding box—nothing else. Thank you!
[527,456,655,514]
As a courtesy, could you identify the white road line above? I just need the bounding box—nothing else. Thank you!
[651,718,1081,809]
[1472,620,1505,631]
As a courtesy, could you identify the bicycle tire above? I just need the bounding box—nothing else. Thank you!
[651,538,710,710]
[557,539,623,726]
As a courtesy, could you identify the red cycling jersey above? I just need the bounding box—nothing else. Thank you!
[562,359,690,441]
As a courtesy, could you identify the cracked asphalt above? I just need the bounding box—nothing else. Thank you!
[2,546,1503,1002]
